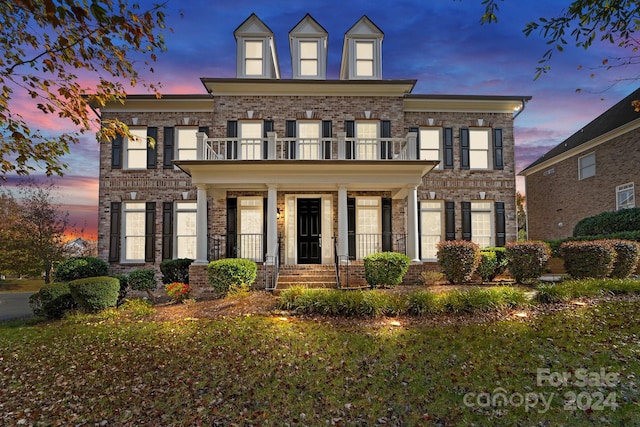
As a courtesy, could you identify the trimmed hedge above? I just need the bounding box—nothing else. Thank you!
[561,240,616,279]
[477,247,508,282]
[128,269,157,300]
[54,257,108,282]
[608,240,639,278]
[111,274,129,305]
[363,252,410,288]
[160,258,193,284]
[536,278,640,303]
[29,282,77,319]
[547,230,640,257]
[505,241,550,283]
[207,258,257,295]
[436,240,480,284]
[68,276,120,313]
[573,207,640,237]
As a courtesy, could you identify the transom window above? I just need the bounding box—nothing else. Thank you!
[125,128,148,169]
[239,121,263,160]
[617,182,635,210]
[298,122,321,159]
[471,201,493,248]
[175,202,196,259]
[420,201,443,260]
[299,41,319,76]
[244,40,264,76]
[355,41,374,77]
[420,128,442,168]
[579,152,596,180]
[176,127,197,161]
[469,129,491,169]
[356,121,378,160]
[123,202,146,261]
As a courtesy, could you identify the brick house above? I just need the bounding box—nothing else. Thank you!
[95,13,530,291]
[521,87,639,241]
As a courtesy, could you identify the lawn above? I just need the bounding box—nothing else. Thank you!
[0,277,44,293]
[1,296,639,426]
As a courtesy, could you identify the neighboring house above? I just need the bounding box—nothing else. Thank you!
[521,87,640,241]
[95,13,530,290]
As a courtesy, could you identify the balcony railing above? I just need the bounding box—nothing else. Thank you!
[196,132,418,161]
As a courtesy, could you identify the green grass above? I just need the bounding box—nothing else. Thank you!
[1,297,639,425]
[0,277,44,293]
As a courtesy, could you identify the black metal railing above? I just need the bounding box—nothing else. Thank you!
[350,233,407,260]
[209,233,264,262]
[264,240,280,291]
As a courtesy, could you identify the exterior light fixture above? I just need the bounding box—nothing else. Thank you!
[130,191,137,200]
[429,191,436,200]
[182,191,189,200]
[247,110,254,119]
[479,191,486,200]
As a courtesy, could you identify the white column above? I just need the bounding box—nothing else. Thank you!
[196,131,205,160]
[267,131,277,160]
[266,185,278,259]
[337,131,347,160]
[407,186,420,262]
[194,186,208,265]
[406,131,418,160]
[337,186,348,260]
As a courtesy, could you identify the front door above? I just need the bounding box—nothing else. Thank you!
[297,198,321,264]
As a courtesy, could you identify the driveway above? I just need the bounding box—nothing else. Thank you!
[0,292,34,321]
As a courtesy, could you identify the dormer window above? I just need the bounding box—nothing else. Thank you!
[299,41,319,76]
[244,40,264,76]
[234,13,280,79]
[340,16,383,80]
[289,14,328,79]
[355,41,374,77]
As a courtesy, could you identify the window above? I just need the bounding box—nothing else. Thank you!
[579,152,596,180]
[420,128,442,168]
[175,202,196,259]
[298,122,321,159]
[471,202,493,248]
[125,128,148,169]
[355,41,374,77]
[356,197,381,259]
[299,41,318,76]
[420,201,443,260]
[244,40,263,76]
[617,182,635,210]
[238,197,263,261]
[176,127,197,161]
[239,121,263,160]
[469,129,491,169]
[356,121,378,160]
[123,202,146,261]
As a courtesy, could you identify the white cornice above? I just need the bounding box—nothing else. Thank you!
[403,97,527,114]
[99,96,214,113]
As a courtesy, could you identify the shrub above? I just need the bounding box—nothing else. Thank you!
[54,257,108,282]
[128,269,157,300]
[477,251,498,282]
[436,240,480,284]
[160,258,193,284]
[406,291,441,315]
[441,287,528,314]
[363,252,410,288]
[118,299,155,319]
[111,274,129,305]
[420,270,445,286]
[68,276,120,313]
[573,207,640,237]
[535,278,640,303]
[505,241,550,283]
[277,288,402,318]
[479,247,508,281]
[207,258,257,295]
[29,282,77,318]
[561,240,615,279]
[608,240,639,278]
[165,282,191,303]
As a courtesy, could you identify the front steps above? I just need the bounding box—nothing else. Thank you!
[275,264,337,292]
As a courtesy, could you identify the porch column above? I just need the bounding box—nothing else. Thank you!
[266,185,278,258]
[267,131,277,160]
[407,185,420,262]
[337,131,347,160]
[194,186,208,265]
[337,186,348,260]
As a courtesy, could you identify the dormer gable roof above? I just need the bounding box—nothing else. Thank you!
[233,13,280,79]
[289,13,328,79]
[340,15,384,80]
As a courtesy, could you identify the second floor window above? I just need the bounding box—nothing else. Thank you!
[125,128,148,169]
[420,128,442,168]
[579,152,596,180]
[356,121,378,160]
[239,121,263,160]
[244,40,264,76]
[176,127,197,161]
[298,122,321,159]
[617,182,635,210]
[469,128,491,169]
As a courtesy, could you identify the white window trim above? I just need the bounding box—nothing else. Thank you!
[469,128,492,170]
[238,121,263,160]
[471,201,494,248]
[124,127,148,170]
[355,121,379,160]
[578,152,596,180]
[355,196,382,259]
[238,196,264,261]
[348,38,381,80]
[239,38,267,78]
[616,182,635,210]
[297,121,322,160]
[420,200,444,261]
[175,126,198,163]
[292,37,326,79]
[121,202,146,263]
[419,128,443,169]
[174,201,197,259]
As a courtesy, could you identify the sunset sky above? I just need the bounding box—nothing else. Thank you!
[4,0,639,239]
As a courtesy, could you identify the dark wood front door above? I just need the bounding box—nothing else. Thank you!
[297,198,321,264]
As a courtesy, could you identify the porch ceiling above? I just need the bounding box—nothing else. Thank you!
[174,160,437,198]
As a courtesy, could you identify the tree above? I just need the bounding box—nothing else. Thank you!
[516,191,527,241]
[0,1,168,180]
[0,191,40,277]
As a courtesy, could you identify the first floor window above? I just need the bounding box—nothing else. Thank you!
[175,202,197,259]
[123,202,146,261]
[471,201,493,248]
[617,182,635,210]
[420,201,443,260]
[238,197,263,261]
[356,197,380,259]
[125,128,148,169]
[579,152,596,180]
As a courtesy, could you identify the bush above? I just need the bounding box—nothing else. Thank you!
[111,274,129,305]
[165,282,191,303]
[363,252,410,288]
[54,257,108,282]
[406,291,441,315]
[436,240,480,284]
[68,276,120,313]
[505,241,550,283]
[128,269,157,300]
[573,207,640,237]
[535,278,640,304]
[29,282,77,318]
[420,270,445,286]
[608,240,639,278]
[207,258,257,295]
[118,299,155,319]
[441,287,528,314]
[478,247,508,282]
[160,258,193,284]
[561,240,615,279]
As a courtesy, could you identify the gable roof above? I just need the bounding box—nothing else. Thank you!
[521,87,640,174]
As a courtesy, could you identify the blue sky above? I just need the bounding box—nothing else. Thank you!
[6,0,639,237]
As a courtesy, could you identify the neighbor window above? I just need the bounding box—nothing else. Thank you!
[355,41,374,77]
[176,127,198,161]
[420,128,442,167]
[175,202,197,259]
[420,201,443,260]
[244,40,263,76]
[617,182,635,210]
[469,128,491,169]
[123,202,146,261]
[299,40,319,76]
[124,128,148,169]
[471,201,493,248]
[579,152,596,180]
[239,121,263,160]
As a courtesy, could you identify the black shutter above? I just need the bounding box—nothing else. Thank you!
[111,135,123,169]
[409,126,419,160]
[417,200,422,257]
[227,121,238,159]
[263,120,273,160]
[263,197,268,260]
[345,120,355,159]
[493,128,504,170]
[347,197,356,259]
[460,128,470,169]
[109,202,121,261]
[462,201,471,241]
[145,202,156,262]
[495,201,506,247]
[444,127,454,169]
[146,127,158,169]
[285,120,296,159]
[198,126,210,136]
[162,202,173,260]
[445,201,455,241]
[382,198,392,251]
[226,198,237,258]
[381,120,392,159]
[322,120,332,159]
[163,127,174,168]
